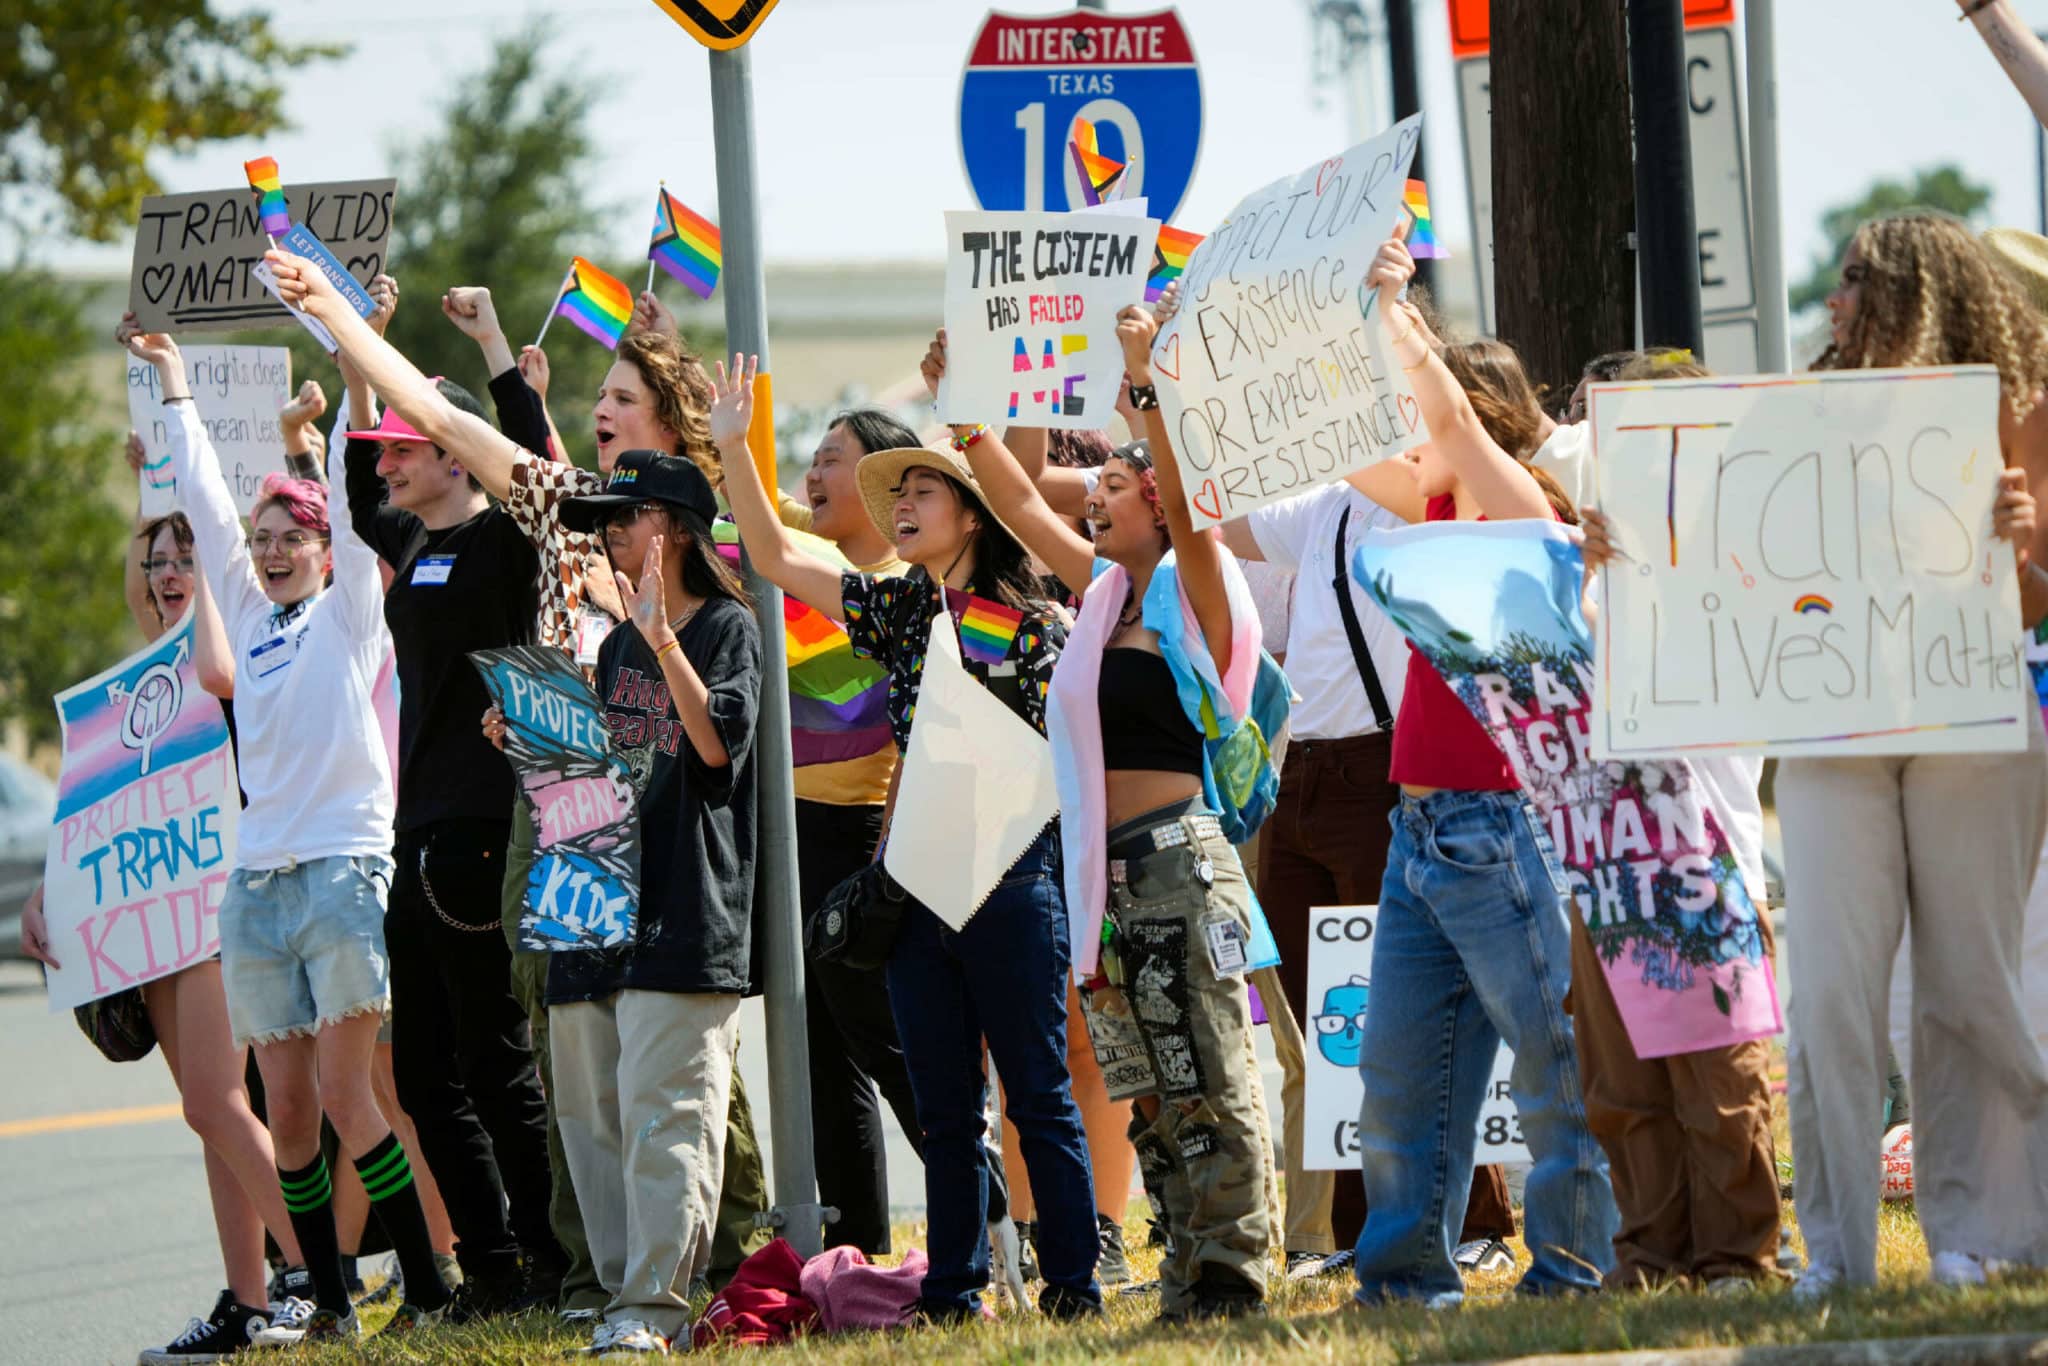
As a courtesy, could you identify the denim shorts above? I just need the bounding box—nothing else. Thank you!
[220,854,393,1045]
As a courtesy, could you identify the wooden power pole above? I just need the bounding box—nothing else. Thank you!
[1491,0,1637,396]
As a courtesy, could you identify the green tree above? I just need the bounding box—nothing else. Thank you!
[254,27,720,466]
[0,270,133,744]
[3,2,342,241]
[1790,165,1995,313]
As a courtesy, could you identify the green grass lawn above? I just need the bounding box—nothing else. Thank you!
[275,1072,2048,1362]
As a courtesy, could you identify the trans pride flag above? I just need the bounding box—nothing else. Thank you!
[712,521,891,766]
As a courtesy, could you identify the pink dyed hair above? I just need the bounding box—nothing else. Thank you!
[251,473,329,533]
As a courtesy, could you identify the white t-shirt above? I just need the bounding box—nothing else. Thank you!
[167,401,396,870]
[1532,420,1594,515]
[1245,483,1411,739]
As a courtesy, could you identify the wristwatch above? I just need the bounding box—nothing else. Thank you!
[1127,382,1160,411]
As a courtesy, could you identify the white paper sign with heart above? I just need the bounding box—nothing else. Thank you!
[883,615,1060,930]
[1153,114,1429,529]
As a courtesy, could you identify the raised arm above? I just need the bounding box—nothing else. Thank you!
[708,353,848,620]
[118,319,267,628]
[444,286,561,461]
[264,250,532,504]
[1368,237,1551,521]
[1960,0,2048,129]
[1121,306,1232,676]
[120,432,157,635]
[518,347,569,462]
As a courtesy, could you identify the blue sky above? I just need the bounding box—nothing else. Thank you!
[38,0,2048,333]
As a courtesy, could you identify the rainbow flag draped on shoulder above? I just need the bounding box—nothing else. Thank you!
[713,520,891,767]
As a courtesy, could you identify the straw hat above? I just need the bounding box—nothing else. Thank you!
[1983,227,2048,319]
[854,441,1025,550]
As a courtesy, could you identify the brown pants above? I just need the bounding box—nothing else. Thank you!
[1568,913,1780,1287]
[1258,732,1514,1252]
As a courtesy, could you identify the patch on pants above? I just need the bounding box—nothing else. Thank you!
[1079,985,1161,1101]
[1124,917,1205,1101]
[1175,1122,1219,1163]
[1132,1128,1176,1183]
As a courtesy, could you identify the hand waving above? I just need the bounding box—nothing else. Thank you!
[710,353,758,449]
[616,535,671,646]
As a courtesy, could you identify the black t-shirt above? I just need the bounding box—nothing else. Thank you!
[344,438,541,831]
[546,596,762,1003]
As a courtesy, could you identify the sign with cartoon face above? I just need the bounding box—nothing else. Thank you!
[1302,905,1529,1170]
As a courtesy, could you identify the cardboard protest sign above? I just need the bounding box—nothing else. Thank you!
[938,207,1160,429]
[471,646,639,951]
[127,345,293,517]
[42,617,240,1011]
[1352,520,1781,1057]
[128,178,396,333]
[1590,367,2029,757]
[1153,115,1426,529]
[884,617,1059,927]
[1302,905,1528,1170]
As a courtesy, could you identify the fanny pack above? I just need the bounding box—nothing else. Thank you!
[807,861,917,971]
[75,987,157,1063]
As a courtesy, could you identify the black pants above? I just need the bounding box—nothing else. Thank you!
[797,799,923,1255]
[386,818,557,1268]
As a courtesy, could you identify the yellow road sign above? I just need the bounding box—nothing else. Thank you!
[648,0,780,50]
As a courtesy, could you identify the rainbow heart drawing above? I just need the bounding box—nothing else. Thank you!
[1793,594,1833,615]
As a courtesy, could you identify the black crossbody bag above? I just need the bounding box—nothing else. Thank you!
[1333,506,1394,733]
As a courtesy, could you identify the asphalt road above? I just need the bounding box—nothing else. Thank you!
[0,961,1280,1366]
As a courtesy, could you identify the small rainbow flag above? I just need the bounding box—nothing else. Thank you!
[713,521,892,766]
[1147,224,1204,303]
[1069,117,1127,207]
[1404,178,1448,259]
[957,594,1024,666]
[649,188,722,300]
[245,156,291,238]
[554,256,634,349]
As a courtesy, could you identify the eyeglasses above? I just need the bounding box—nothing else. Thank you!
[249,530,329,555]
[1313,1011,1369,1036]
[602,501,662,532]
[140,555,196,576]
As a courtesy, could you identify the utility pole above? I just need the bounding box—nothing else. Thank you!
[1745,0,1789,372]
[1384,0,1430,294]
[1626,0,1704,356]
[1491,0,1635,394]
[708,43,824,1260]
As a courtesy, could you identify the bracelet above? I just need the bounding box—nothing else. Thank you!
[1960,0,1997,19]
[162,394,194,405]
[1401,351,1434,374]
[1127,382,1160,411]
[1385,320,1418,352]
[950,423,990,453]
[654,637,680,661]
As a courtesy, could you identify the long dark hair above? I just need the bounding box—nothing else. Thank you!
[948,477,1051,617]
[658,502,752,610]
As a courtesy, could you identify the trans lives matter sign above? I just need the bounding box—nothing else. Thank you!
[1591,367,2030,758]
[42,616,240,1011]
[1155,115,1426,529]
[127,345,293,518]
[127,178,396,333]
[471,646,640,951]
[1303,905,1528,1170]
[938,208,1159,429]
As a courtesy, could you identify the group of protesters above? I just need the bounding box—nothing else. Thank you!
[16,8,2048,1356]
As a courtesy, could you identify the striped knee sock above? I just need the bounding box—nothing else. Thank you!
[353,1133,453,1312]
[277,1156,350,1314]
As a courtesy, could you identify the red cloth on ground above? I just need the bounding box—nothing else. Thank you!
[691,1237,818,1349]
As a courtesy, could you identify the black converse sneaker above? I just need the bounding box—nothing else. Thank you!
[138,1290,269,1363]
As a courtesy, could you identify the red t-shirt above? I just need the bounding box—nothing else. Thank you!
[1387,494,1520,791]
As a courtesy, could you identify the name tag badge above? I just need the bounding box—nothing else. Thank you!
[573,609,614,666]
[1204,919,1249,978]
[411,554,455,586]
[248,634,294,679]
[986,661,1018,678]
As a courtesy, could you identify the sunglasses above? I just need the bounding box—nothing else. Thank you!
[602,501,663,533]
[141,555,197,576]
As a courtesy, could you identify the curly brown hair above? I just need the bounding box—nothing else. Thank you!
[614,331,722,484]
[1816,211,2048,421]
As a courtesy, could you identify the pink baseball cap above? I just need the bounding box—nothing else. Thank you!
[342,379,445,443]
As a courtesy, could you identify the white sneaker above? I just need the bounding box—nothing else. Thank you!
[1453,1238,1515,1274]
[576,1319,669,1356]
[1791,1262,1843,1301]
[251,1295,310,1346]
[1930,1251,1988,1287]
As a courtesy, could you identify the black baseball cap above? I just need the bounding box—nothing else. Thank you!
[559,450,718,532]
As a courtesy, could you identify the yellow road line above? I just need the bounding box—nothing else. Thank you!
[0,1102,182,1139]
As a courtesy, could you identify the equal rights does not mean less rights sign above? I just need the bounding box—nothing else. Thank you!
[127,178,397,333]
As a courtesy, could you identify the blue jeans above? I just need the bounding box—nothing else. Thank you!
[885,829,1101,1314]
[1352,790,1616,1306]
